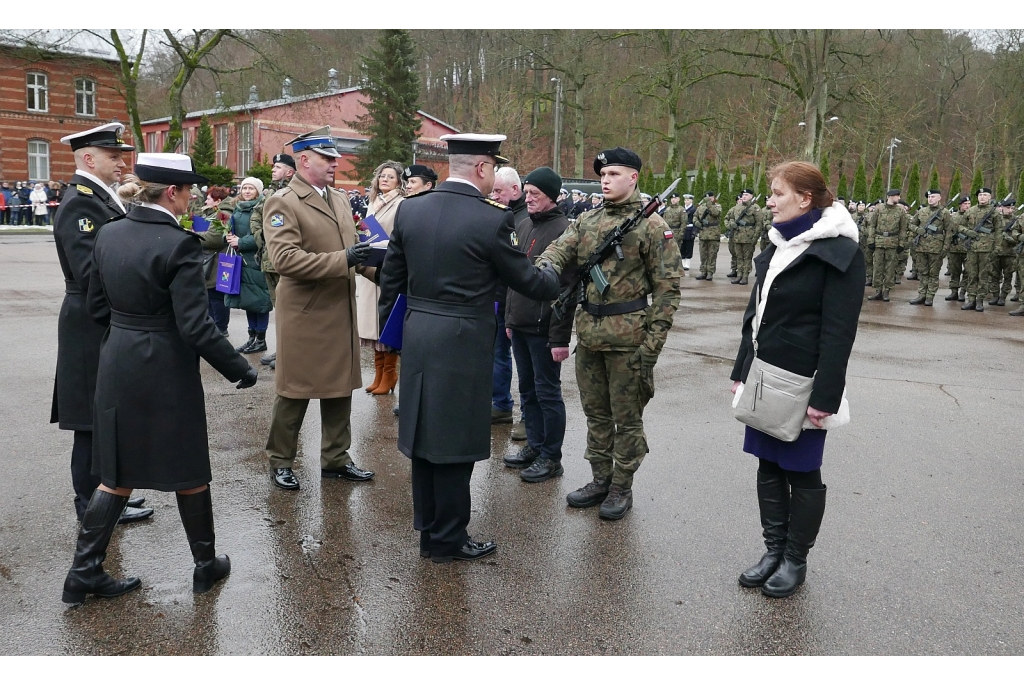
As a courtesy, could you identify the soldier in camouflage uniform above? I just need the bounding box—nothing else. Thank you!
[908,190,955,306]
[758,204,772,252]
[725,189,759,285]
[959,188,1004,312]
[1007,217,1024,316]
[727,195,741,278]
[855,200,872,285]
[662,193,684,254]
[694,190,722,280]
[251,153,296,368]
[988,200,1019,307]
[867,190,909,302]
[945,196,972,301]
[539,147,681,520]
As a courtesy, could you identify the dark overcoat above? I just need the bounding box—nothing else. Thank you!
[87,206,250,491]
[378,181,560,464]
[50,174,126,430]
[731,235,865,413]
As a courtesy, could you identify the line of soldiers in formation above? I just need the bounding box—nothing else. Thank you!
[662,186,1024,315]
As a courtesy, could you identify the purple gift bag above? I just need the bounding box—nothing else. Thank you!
[215,248,242,295]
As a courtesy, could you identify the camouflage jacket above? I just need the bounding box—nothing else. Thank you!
[867,203,908,249]
[726,201,760,243]
[251,179,291,274]
[948,210,971,253]
[662,204,684,229]
[694,201,722,240]
[540,189,682,354]
[910,204,956,254]
[759,206,773,240]
[994,212,1020,256]
[855,210,870,245]
[961,203,1005,253]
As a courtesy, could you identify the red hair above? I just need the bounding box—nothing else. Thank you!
[208,186,230,202]
[768,161,834,209]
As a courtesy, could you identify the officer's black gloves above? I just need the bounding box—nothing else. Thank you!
[236,365,258,389]
[346,241,373,267]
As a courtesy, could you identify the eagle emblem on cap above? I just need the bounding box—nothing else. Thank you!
[597,153,607,163]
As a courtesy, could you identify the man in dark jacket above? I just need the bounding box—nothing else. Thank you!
[502,167,574,483]
[51,122,153,524]
[378,133,560,563]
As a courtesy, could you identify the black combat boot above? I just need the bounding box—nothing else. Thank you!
[738,276,749,285]
[246,331,268,353]
[503,444,539,469]
[988,296,1000,306]
[944,289,959,301]
[705,274,713,281]
[762,485,827,598]
[996,296,1006,306]
[975,300,985,312]
[727,270,737,278]
[961,298,976,310]
[739,470,789,588]
[924,296,934,306]
[731,277,742,284]
[235,329,256,353]
[958,288,966,302]
[1009,305,1024,316]
[881,290,890,302]
[62,490,142,604]
[566,476,611,508]
[598,485,633,520]
[867,289,884,300]
[694,273,706,281]
[176,487,231,593]
[909,295,926,305]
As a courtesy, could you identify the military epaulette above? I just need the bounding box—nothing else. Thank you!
[481,197,508,210]
[76,184,93,195]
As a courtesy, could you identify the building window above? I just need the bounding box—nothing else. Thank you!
[75,78,97,117]
[146,132,158,153]
[215,124,229,168]
[181,127,191,155]
[237,121,252,174]
[28,140,50,181]
[26,72,48,112]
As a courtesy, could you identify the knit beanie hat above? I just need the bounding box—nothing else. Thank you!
[523,166,562,203]
[240,176,264,195]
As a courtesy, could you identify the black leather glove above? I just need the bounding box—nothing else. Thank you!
[897,246,905,254]
[236,365,258,389]
[345,241,373,267]
[868,244,875,251]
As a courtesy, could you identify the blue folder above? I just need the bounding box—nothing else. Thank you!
[191,215,211,232]
[359,215,388,243]
[379,294,406,350]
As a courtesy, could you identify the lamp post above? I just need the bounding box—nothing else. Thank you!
[887,137,901,189]
[551,77,563,176]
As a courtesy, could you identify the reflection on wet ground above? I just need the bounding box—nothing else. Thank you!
[2,237,1024,654]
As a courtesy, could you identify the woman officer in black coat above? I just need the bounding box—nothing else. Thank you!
[62,153,258,605]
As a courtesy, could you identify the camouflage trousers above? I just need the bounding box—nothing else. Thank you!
[734,242,756,278]
[699,238,720,276]
[988,254,1015,298]
[914,252,943,298]
[575,345,649,488]
[728,237,737,273]
[872,247,899,290]
[947,251,968,291]
[861,240,873,281]
[965,252,993,300]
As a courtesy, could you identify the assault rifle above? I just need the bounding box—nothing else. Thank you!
[552,177,681,321]
[956,193,1011,250]
[913,195,960,247]
[735,195,762,228]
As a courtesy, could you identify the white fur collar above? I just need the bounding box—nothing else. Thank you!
[769,202,860,249]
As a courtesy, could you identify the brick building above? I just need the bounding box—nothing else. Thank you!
[140,72,459,190]
[0,43,130,183]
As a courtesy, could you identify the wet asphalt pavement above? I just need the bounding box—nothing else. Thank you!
[1,234,1022,655]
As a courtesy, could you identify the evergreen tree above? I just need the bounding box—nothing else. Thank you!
[928,166,941,194]
[247,154,273,188]
[819,152,830,186]
[907,162,921,206]
[853,159,868,202]
[730,167,743,197]
[756,173,768,199]
[836,174,848,201]
[1017,170,1024,205]
[192,115,215,168]
[706,163,719,195]
[970,167,984,196]
[693,165,705,201]
[891,164,903,192]
[348,29,422,184]
[997,176,1009,200]
[869,164,884,202]
[949,168,962,200]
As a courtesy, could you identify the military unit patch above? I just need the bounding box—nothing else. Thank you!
[269,214,284,227]
[78,218,95,233]
[75,184,93,195]
[663,229,674,240]
[510,230,518,246]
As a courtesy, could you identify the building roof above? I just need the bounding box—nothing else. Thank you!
[0,29,123,63]
[140,86,459,134]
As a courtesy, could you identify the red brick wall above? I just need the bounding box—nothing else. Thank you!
[0,47,131,183]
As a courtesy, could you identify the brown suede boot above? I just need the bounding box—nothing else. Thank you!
[365,349,385,393]
[372,352,399,395]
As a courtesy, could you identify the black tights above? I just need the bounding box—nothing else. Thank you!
[758,459,824,490]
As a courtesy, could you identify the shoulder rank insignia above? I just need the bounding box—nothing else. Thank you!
[76,184,93,195]
[78,218,95,233]
[269,214,284,227]
[482,198,508,210]
[510,230,519,246]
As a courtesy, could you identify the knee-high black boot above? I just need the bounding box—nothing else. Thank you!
[62,490,142,604]
[176,487,230,593]
[739,469,789,587]
[762,485,827,598]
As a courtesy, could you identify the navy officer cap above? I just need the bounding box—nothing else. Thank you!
[440,133,509,164]
[60,122,135,151]
[594,147,642,175]
[272,153,296,170]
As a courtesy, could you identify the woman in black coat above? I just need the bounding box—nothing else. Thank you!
[729,161,865,598]
[62,154,258,605]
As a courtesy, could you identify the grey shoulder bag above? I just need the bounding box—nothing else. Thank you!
[732,284,814,442]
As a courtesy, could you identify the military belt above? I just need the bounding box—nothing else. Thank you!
[581,297,648,317]
[64,279,82,295]
[406,295,493,319]
[110,310,175,332]
[880,232,893,237]
[702,222,719,227]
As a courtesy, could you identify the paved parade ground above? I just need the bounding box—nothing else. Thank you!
[1,234,1022,656]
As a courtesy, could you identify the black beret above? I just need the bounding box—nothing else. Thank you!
[402,164,438,183]
[1000,198,1015,207]
[959,196,971,203]
[523,166,562,203]
[594,147,642,175]
[976,186,992,195]
[272,153,296,170]
[926,188,942,196]
[669,193,679,199]
[705,190,717,197]
[741,188,754,195]
[887,189,902,197]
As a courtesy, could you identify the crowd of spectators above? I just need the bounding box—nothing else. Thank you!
[0,180,67,226]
